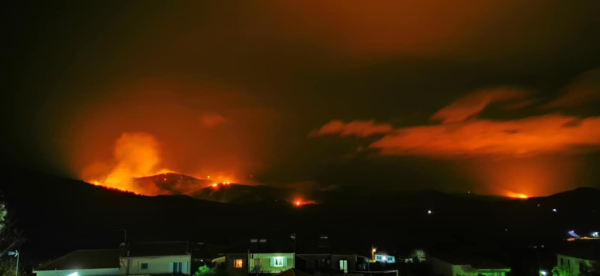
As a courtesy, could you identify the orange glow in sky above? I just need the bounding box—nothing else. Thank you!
[462,154,580,197]
[505,191,529,199]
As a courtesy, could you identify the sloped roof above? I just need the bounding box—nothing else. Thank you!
[558,245,600,260]
[429,252,509,270]
[35,249,122,271]
[126,241,190,257]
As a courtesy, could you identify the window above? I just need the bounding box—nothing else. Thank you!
[339,260,348,273]
[273,257,284,267]
[234,259,243,268]
[141,263,149,270]
[170,262,185,274]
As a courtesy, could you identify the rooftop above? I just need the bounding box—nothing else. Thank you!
[429,252,510,270]
[558,245,600,261]
[35,249,122,271]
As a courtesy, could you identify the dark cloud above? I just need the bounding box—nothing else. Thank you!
[544,68,600,108]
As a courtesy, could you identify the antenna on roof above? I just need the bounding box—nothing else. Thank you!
[116,229,127,246]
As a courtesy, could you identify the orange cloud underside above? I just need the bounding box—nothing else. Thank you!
[314,81,600,196]
[315,120,392,137]
[431,88,526,123]
[370,115,600,157]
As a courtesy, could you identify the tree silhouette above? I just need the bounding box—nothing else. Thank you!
[0,201,24,258]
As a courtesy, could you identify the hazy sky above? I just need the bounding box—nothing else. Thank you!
[6,1,600,196]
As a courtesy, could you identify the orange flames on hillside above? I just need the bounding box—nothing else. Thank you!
[82,132,239,195]
[292,199,317,207]
[505,191,529,199]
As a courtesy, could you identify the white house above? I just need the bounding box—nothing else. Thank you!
[374,253,396,264]
[120,241,192,275]
[427,252,510,276]
[34,249,122,276]
[556,245,599,276]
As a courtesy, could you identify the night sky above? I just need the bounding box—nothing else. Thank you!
[6,1,600,197]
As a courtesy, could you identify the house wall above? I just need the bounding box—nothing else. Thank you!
[225,253,248,276]
[248,253,294,274]
[476,270,509,276]
[451,266,508,276]
[332,255,368,272]
[557,254,593,276]
[296,254,330,272]
[34,268,120,276]
[296,254,367,273]
[120,255,191,275]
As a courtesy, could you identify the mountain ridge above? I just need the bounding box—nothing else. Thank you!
[3,169,600,269]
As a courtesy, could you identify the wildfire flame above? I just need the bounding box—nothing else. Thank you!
[82,132,242,195]
[506,191,529,199]
[292,199,317,207]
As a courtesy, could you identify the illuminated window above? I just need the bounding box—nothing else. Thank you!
[234,259,243,268]
[339,260,348,273]
[141,263,148,269]
[273,257,284,267]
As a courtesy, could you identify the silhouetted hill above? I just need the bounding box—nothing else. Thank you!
[540,186,600,203]
[3,168,600,270]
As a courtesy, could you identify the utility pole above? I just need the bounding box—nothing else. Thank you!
[9,250,19,276]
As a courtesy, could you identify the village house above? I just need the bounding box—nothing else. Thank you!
[120,241,192,275]
[34,241,192,276]
[555,245,599,275]
[213,238,295,276]
[295,236,370,275]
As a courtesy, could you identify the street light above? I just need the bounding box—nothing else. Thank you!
[8,250,19,276]
[371,247,377,262]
